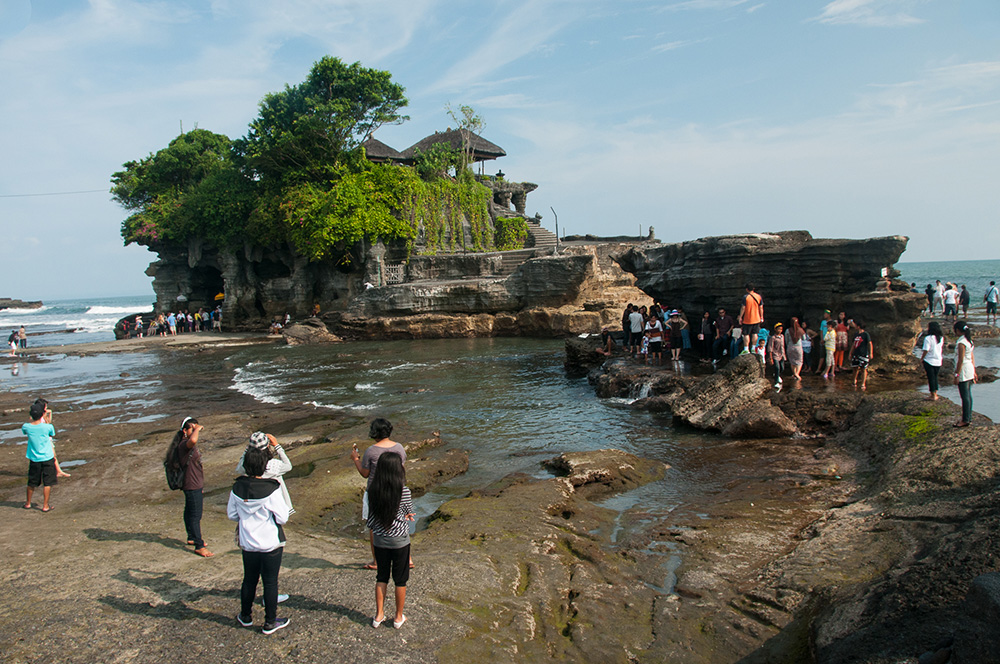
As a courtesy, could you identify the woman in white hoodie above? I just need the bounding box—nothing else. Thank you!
[228,446,290,635]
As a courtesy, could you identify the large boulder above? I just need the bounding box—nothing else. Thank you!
[669,354,797,436]
[281,318,341,345]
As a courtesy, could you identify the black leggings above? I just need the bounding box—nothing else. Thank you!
[923,361,940,393]
[183,489,204,548]
[374,544,410,587]
[241,547,283,624]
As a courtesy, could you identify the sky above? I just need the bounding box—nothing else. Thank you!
[1,0,998,300]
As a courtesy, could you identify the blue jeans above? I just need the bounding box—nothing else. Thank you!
[183,489,204,548]
[958,380,973,423]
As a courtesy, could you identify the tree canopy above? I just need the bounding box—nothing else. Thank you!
[235,57,408,187]
[112,59,506,262]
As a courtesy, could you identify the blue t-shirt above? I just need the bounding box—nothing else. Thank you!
[22,422,55,462]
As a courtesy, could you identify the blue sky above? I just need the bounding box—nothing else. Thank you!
[1,0,998,299]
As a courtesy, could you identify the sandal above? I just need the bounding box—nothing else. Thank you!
[393,615,407,629]
[372,616,384,628]
[362,562,377,570]
[194,547,215,557]
[41,506,53,512]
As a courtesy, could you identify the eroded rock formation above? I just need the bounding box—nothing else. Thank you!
[614,231,924,369]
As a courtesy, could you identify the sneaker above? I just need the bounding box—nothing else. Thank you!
[260,594,289,606]
[237,614,253,627]
[261,617,290,635]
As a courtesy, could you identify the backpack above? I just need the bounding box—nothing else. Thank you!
[164,446,191,490]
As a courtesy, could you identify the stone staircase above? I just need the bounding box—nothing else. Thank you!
[496,249,536,276]
[526,220,558,252]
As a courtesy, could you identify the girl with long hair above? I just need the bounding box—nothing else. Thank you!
[165,416,213,557]
[786,317,805,379]
[953,321,977,427]
[366,452,414,629]
[920,321,945,401]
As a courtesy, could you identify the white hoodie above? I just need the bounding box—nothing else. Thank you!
[227,476,289,553]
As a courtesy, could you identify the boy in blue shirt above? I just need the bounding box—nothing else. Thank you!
[23,398,70,512]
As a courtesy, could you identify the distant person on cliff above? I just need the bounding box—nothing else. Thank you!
[366,452,414,630]
[165,417,214,557]
[953,320,977,427]
[23,398,71,512]
[920,321,944,401]
[628,306,644,358]
[768,323,786,386]
[850,320,873,390]
[985,281,999,326]
[18,326,27,349]
[712,308,735,364]
[959,284,970,317]
[350,418,410,571]
[737,283,764,355]
[229,445,290,635]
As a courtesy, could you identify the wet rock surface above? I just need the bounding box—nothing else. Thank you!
[281,317,342,345]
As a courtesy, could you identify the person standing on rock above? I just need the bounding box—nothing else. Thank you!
[738,283,764,355]
[959,285,970,318]
[698,311,713,362]
[366,452,414,630]
[767,323,786,385]
[933,280,946,317]
[621,304,633,354]
[229,445,290,634]
[785,318,805,380]
[984,282,999,326]
[953,320,977,427]
[850,320,873,390]
[165,417,214,557]
[835,312,850,370]
[712,308,734,364]
[644,313,664,365]
[18,326,27,349]
[351,418,408,570]
[920,321,944,401]
[628,306,645,358]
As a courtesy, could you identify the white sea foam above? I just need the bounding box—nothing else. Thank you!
[354,382,379,391]
[86,306,145,315]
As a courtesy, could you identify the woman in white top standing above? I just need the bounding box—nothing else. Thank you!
[920,321,945,401]
[953,321,977,427]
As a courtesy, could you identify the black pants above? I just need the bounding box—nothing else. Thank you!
[241,548,283,624]
[183,489,204,548]
[923,361,940,394]
[374,544,410,587]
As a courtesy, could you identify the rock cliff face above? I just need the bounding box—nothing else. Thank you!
[614,231,924,369]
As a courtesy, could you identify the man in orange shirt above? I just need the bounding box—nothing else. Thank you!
[738,283,764,355]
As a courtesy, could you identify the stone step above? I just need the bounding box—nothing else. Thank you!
[496,249,536,276]
[527,223,558,250]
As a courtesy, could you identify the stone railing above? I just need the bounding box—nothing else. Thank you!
[383,262,406,285]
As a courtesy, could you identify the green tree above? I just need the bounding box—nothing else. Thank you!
[236,57,409,186]
[446,103,484,176]
[112,129,253,247]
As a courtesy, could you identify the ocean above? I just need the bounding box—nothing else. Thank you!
[897,259,1000,298]
[0,294,153,347]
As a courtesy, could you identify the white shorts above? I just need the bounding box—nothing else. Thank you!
[361,490,369,522]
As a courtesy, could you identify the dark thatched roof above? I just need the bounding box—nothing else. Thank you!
[401,129,506,162]
[361,137,406,163]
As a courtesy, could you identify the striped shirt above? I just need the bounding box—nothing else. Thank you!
[366,487,413,548]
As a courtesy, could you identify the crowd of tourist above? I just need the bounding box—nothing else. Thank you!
[616,285,878,389]
[119,306,223,339]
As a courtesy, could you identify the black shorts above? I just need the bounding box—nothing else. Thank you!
[944,303,956,316]
[648,341,662,353]
[988,302,997,315]
[742,323,760,337]
[27,459,57,488]
[851,354,870,369]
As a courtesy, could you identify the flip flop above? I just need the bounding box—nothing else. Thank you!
[22,504,32,510]
[41,506,52,512]
[363,563,377,570]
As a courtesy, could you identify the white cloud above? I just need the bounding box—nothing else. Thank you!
[659,0,750,12]
[814,0,924,27]
[651,38,708,53]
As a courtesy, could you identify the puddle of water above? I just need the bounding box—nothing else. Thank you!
[60,459,88,468]
[111,439,139,447]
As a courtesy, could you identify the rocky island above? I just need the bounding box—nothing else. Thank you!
[0,297,43,311]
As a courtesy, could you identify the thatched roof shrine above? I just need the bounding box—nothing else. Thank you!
[361,137,407,164]
[401,129,506,163]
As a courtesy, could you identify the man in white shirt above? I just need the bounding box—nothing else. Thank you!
[629,308,645,357]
